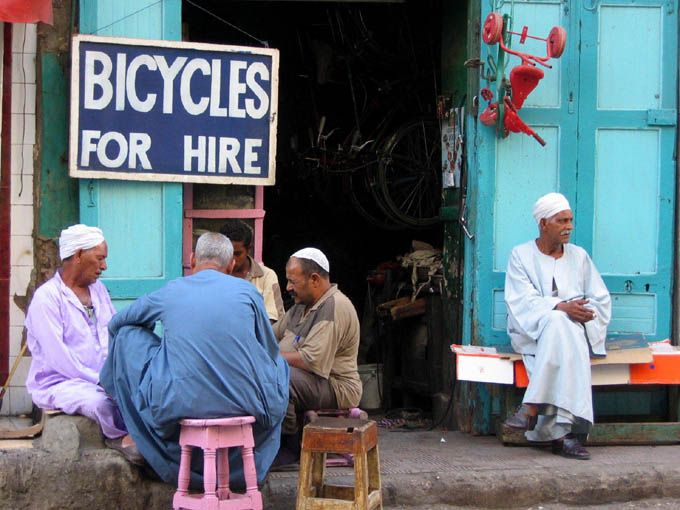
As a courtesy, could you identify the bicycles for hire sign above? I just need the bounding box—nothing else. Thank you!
[69,35,279,185]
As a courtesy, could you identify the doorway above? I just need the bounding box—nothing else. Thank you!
[183,1,444,314]
[183,0,447,412]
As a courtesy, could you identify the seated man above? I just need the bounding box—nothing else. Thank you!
[24,224,135,458]
[504,192,611,459]
[273,248,362,461]
[220,220,285,323]
[100,232,289,486]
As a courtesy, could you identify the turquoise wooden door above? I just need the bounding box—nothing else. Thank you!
[79,1,183,309]
[462,0,677,432]
[576,0,677,339]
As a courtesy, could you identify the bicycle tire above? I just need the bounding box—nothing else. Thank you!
[346,172,407,231]
[377,117,441,228]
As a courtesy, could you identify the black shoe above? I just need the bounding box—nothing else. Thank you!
[551,435,590,460]
[503,405,538,431]
[105,437,146,466]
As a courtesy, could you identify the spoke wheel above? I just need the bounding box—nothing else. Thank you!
[377,117,441,228]
[346,171,407,231]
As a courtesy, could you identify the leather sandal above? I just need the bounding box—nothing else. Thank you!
[551,434,590,460]
[105,437,146,466]
[503,405,538,431]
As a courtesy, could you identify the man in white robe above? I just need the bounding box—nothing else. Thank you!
[504,192,611,459]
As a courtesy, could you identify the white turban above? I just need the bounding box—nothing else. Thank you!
[59,224,105,260]
[291,247,330,273]
[532,193,571,224]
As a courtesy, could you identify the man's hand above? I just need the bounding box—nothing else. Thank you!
[555,299,596,323]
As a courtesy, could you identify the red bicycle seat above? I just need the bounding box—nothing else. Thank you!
[510,65,544,109]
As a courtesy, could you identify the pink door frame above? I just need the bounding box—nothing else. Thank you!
[182,184,265,275]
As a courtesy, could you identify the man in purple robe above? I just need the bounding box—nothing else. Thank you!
[24,224,142,464]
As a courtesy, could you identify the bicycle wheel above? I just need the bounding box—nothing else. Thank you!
[346,172,407,231]
[377,117,441,228]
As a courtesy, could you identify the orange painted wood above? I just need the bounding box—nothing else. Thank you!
[514,361,529,388]
[630,355,680,385]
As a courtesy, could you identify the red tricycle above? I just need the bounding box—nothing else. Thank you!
[479,12,567,145]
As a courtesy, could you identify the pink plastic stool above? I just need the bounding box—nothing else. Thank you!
[172,416,263,510]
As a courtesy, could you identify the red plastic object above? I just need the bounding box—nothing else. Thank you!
[503,98,546,146]
[483,12,504,44]
[548,26,567,58]
[510,65,545,109]
[479,101,498,126]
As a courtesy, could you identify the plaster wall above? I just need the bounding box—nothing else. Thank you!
[3,23,37,416]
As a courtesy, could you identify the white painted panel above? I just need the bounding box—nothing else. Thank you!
[593,129,659,273]
[494,126,559,271]
[599,6,662,110]
[500,1,563,108]
[456,355,514,385]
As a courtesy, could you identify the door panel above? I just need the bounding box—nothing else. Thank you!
[598,6,663,110]
[578,0,676,338]
[468,0,676,351]
[494,127,560,271]
[78,0,183,304]
[593,128,659,274]
[480,0,578,347]
[500,2,565,108]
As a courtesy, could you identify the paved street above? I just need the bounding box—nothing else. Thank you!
[385,500,680,509]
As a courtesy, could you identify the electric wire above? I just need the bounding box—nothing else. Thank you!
[184,0,269,48]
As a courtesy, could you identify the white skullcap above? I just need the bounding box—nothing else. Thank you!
[291,247,330,273]
[59,224,105,260]
[532,193,571,224]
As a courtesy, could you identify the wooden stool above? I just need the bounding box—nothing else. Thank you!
[173,416,262,510]
[296,417,382,510]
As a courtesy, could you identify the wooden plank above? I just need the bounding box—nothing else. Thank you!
[321,485,354,501]
[390,298,426,321]
[184,209,266,219]
[496,419,680,446]
[376,297,410,313]
[306,498,353,510]
[587,423,680,445]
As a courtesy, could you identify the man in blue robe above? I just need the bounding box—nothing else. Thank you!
[100,232,289,487]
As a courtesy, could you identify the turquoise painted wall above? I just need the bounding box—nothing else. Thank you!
[78,0,183,305]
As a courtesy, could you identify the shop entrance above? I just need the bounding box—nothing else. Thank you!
[183,0,449,414]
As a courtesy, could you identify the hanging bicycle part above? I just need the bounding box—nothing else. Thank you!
[479,11,566,146]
